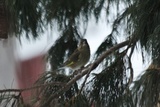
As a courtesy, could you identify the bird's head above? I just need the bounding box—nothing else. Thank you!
[79,39,88,47]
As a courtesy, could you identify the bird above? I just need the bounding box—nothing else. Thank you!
[63,39,90,70]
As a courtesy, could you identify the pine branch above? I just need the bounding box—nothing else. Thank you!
[0,82,64,93]
[78,64,94,94]
[41,40,130,107]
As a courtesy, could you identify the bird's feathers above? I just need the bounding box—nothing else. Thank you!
[63,48,80,66]
[62,39,90,70]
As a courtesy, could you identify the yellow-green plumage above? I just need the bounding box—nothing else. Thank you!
[63,39,90,70]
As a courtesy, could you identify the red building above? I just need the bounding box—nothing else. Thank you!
[16,54,45,101]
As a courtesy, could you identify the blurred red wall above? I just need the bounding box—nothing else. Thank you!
[16,54,45,101]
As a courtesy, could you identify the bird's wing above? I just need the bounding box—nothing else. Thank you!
[64,49,80,66]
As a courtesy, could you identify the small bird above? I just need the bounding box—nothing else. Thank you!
[63,39,90,70]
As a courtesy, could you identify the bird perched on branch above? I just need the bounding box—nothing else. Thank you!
[63,39,90,70]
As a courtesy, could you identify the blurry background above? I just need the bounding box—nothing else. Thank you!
[0,17,146,89]
[1,0,160,106]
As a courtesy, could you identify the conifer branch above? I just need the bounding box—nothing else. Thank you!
[41,39,130,106]
[0,82,64,93]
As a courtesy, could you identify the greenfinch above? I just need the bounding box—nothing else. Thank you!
[63,39,90,70]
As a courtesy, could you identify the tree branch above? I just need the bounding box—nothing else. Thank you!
[78,64,94,94]
[41,40,130,107]
[0,82,64,93]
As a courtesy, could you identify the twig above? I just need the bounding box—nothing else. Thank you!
[41,40,130,107]
[127,55,134,86]
[78,63,95,94]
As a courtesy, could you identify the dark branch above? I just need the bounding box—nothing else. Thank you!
[79,64,94,94]
[0,82,64,93]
